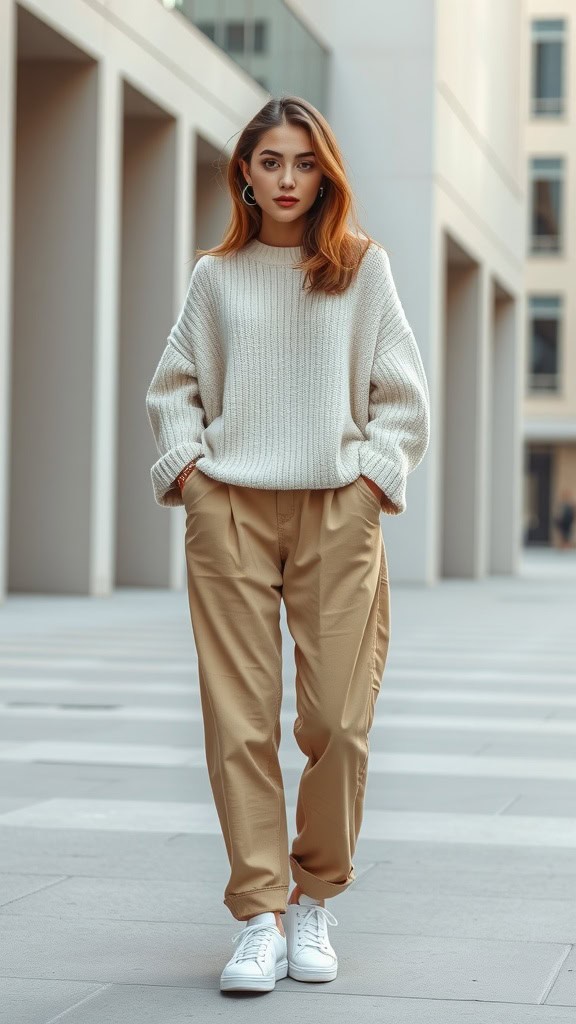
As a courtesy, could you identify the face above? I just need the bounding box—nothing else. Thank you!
[239,122,324,238]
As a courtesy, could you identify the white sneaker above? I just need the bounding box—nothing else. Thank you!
[220,911,288,992]
[284,894,339,982]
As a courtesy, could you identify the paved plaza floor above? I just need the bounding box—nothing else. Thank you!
[0,548,575,1022]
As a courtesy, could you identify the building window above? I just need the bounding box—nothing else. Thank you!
[529,157,564,254]
[225,21,245,53]
[253,20,268,54]
[527,296,562,394]
[531,19,566,116]
[194,18,268,56]
[196,20,216,44]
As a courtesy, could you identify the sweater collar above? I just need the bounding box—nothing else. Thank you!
[242,237,303,267]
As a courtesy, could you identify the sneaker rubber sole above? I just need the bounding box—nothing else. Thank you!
[288,960,338,983]
[220,957,289,992]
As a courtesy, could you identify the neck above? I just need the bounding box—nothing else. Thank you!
[242,237,303,267]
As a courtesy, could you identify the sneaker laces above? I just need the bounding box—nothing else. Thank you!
[230,921,281,965]
[295,905,338,953]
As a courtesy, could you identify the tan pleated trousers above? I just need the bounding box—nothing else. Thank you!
[182,468,390,921]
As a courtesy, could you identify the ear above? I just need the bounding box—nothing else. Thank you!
[239,158,251,185]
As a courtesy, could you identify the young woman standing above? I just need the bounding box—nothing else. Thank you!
[146,95,430,994]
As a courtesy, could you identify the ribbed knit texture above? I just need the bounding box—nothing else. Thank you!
[145,237,430,514]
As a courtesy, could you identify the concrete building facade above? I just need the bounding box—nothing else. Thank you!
[0,0,274,602]
[0,0,534,606]
[287,0,527,581]
[522,3,576,547]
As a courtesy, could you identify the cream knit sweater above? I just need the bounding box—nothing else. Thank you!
[146,237,430,514]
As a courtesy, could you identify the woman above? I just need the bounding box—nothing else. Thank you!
[146,95,430,994]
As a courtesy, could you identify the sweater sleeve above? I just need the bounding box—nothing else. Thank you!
[145,258,214,508]
[358,252,430,516]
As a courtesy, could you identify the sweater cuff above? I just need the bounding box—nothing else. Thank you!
[359,443,406,516]
[151,442,205,507]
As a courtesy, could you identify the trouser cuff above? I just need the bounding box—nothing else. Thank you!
[289,854,355,899]
[223,885,289,921]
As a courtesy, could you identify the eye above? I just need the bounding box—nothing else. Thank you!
[261,159,316,170]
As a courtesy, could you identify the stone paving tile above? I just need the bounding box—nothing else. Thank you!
[546,944,576,1004]
[0,828,228,880]
[476,736,576,757]
[355,836,576,870]
[0,873,360,926]
[0,873,67,907]
[4,974,573,1024]
[333,887,576,944]
[500,792,576,817]
[0,796,40,813]
[0,914,570,1003]
[0,978,104,1024]
[3,874,576,947]
[378,731,574,755]
[24,985,576,1024]
[352,859,576,899]
[0,555,575,1022]
[7,798,576,849]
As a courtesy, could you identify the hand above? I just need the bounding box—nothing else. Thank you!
[361,474,384,504]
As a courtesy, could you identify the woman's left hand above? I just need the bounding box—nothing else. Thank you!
[361,475,384,503]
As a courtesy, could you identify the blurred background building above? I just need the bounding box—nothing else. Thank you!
[524,6,575,547]
[0,0,573,605]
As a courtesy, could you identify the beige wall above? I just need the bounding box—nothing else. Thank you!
[555,445,576,499]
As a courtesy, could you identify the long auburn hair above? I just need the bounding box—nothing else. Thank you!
[196,95,382,295]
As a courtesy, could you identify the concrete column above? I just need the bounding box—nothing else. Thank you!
[0,0,16,604]
[170,122,196,588]
[195,135,232,250]
[490,283,523,573]
[9,54,98,594]
[442,246,486,578]
[117,92,185,589]
[477,262,492,578]
[91,61,122,595]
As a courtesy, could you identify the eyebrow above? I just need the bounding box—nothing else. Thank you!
[258,149,316,158]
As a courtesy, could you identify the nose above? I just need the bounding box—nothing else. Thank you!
[279,168,296,188]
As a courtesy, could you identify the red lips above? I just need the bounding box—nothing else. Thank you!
[274,197,299,205]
